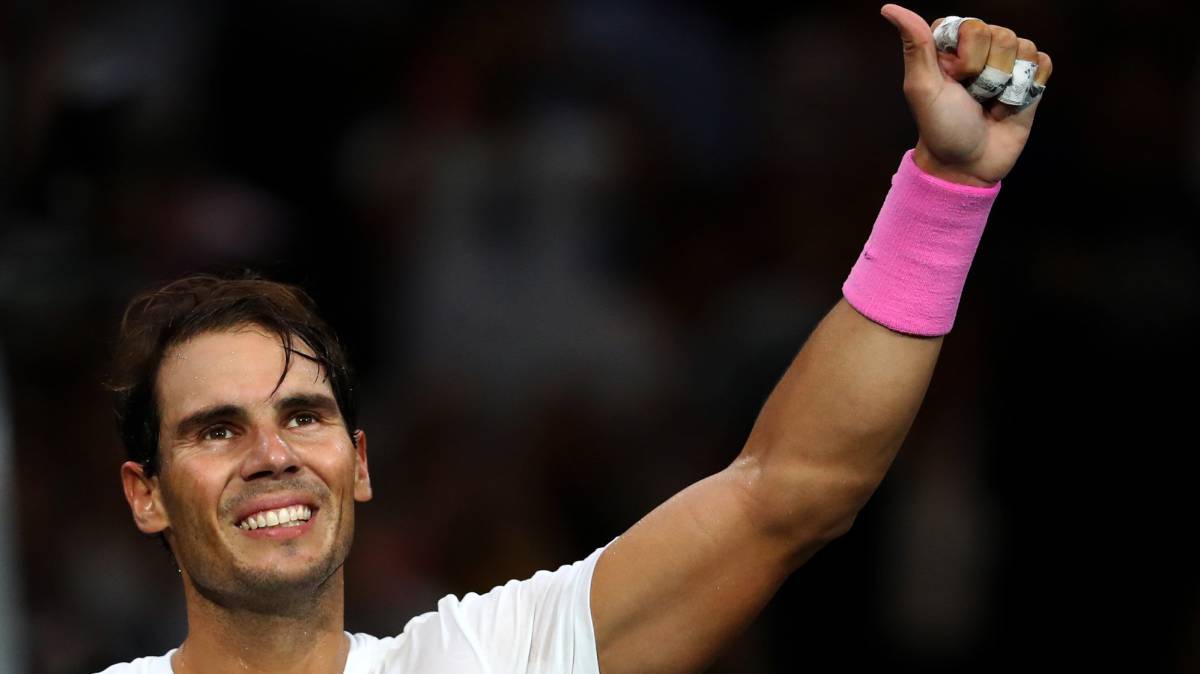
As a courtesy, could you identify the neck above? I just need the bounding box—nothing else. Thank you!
[172,570,349,674]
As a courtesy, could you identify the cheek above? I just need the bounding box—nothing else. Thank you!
[161,458,230,523]
[310,454,357,491]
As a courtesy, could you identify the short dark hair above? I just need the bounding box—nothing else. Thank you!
[110,272,357,475]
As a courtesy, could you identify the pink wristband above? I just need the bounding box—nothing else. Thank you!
[842,149,1000,337]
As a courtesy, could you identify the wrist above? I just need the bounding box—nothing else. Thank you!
[912,142,998,188]
[841,149,1000,336]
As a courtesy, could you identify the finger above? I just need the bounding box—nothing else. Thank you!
[1034,51,1053,86]
[880,4,941,94]
[965,25,1017,103]
[994,46,1052,120]
[985,25,1018,74]
[992,84,1042,121]
[952,19,992,79]
[1005,50,1052,117]
[931,16,975,53]
[1014,37,1037,63]
[931,17,954,76]
[998,38,1039,106]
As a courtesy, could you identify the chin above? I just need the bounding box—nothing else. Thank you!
[234,553,339,593]
[189,559,341,614]
[184,526,353,611]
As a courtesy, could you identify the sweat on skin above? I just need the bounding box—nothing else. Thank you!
[104,4,1056,672]
[120,327,372,673]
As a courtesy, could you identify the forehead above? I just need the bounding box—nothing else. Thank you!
[156,327,331,425]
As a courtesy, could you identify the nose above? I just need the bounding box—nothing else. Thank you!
[240,426,301,480]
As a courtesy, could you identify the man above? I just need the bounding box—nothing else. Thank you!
[103,5,1053,673]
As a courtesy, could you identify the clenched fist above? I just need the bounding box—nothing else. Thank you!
[881,4,1054,186]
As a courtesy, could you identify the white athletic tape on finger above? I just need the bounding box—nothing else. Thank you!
[933,16,982,53]
[966,65,1011,102]
[999,59,1037,106]
[1015,82,1046,112]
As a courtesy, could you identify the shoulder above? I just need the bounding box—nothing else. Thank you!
[449,543,609,624]
[94,650,176,674]
[343,543,611,673]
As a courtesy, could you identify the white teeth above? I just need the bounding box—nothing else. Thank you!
[238,505,313,530]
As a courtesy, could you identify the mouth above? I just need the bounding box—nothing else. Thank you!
[236,504,314,530]
[233,504,319,541]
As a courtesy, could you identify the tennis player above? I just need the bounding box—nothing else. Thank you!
[101,5,1052,672]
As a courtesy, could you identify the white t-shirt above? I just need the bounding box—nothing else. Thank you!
[98,545,606,674]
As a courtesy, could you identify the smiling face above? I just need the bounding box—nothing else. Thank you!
[120,326,372,611]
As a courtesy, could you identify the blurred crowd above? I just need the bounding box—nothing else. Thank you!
[0,1,1197,672]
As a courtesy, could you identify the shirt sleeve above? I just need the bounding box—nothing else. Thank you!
[439,543,609,674]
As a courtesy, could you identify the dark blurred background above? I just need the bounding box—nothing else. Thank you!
[0,0,1196,672]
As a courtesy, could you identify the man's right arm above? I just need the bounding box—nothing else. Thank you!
[587,6,1053,674]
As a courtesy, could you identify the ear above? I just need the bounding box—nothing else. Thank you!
[121,461,170,534]
[352,430,372,503]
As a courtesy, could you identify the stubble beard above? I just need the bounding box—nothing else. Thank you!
[187,515,355,617]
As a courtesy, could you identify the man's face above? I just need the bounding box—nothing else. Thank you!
[128,326,371,608]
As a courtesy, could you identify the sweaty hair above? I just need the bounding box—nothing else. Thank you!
[109,272,357,476]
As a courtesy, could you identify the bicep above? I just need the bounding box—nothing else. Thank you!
[589,457,843,674]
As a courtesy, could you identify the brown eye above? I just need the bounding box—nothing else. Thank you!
[287,412,318,428]
[203,426,233,441]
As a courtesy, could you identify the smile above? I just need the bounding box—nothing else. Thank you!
[237,505,312,530]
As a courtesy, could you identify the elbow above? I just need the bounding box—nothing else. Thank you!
[732,454,876,550]
[819,475,876,540]
[799,490,866,547]
[822,511,858,541]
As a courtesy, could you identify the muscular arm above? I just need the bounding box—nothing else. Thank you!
[592,300,941,673]
[588,5,1054,674]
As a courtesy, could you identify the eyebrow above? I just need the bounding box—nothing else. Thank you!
[274,393,341,418]
[174,404,248,439]
[172,393,341,438]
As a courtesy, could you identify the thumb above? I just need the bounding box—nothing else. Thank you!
[880,4,940,89]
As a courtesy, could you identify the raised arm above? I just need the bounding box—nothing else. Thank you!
[589,6,1053,674]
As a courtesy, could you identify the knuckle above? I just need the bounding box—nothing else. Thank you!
[1037,51,1054,76]
[989,26,1018,48]
[960,63,984,79]
[1018,38,1038,56]
[959,20,988,40]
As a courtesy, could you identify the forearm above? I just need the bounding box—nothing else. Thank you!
[738,297,943,541]
[590,7,1051,671]
[734,138,1002,546]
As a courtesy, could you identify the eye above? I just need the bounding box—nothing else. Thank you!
[202,425,234,441]
[287,412,319,428]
